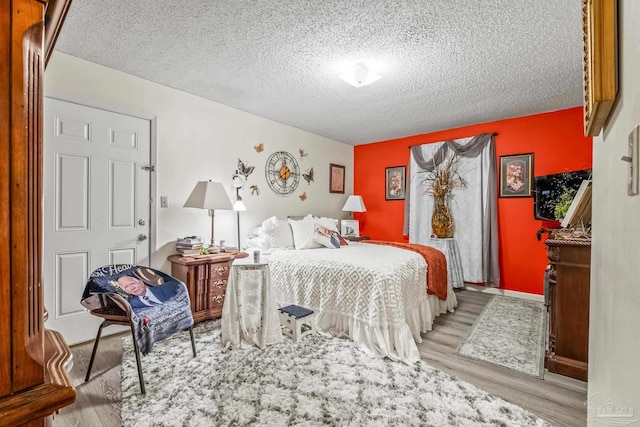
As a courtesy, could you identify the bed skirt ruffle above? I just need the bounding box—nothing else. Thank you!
[283,290,457,365]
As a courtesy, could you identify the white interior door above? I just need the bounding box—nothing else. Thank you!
[43,98,152,344]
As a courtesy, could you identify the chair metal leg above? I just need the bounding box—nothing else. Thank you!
[85,321,107,382]
[129,322,145,395]
[189,326,196,357]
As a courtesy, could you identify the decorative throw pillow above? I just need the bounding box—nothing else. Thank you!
[318,216,340,231]
[313,224,342,249]
[288,217,322,249]
[337,234,349,246]
[315,218,347,245]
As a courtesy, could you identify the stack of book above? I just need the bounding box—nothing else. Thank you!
[176,236,205,256]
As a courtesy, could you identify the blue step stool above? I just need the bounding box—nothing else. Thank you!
[278,305,316,342]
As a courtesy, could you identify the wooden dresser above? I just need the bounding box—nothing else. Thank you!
[545,237,591,381]
[169,252,248,323]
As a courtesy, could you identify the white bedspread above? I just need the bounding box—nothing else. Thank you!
[266,242,457,363]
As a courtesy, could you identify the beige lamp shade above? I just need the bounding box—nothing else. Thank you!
[183,180,233,210]
[341,195,367,213]
[183,180,233,248]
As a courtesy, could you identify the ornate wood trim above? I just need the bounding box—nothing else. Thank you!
[0,0,12,399]
[0,383,76,427]
[0,0,75,424]
[582,0,618,136]
[44,0,73,66]
[10,0,46,393]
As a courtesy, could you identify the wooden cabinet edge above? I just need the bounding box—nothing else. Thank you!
[44,329,74,388]
[168,251,248,266]
[0,328,80,425]
[0,383,75,426]
[44,0,74,66]
[546,355,589,382]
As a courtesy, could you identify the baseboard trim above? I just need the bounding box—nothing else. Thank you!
[463,284,544,302]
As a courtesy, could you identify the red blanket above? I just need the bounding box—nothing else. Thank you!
[364,240,448,300]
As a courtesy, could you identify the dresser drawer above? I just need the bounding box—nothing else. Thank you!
[209,293,225,309]
[209,262,230,279]
[546,243,590,265]
[209,278,227,295]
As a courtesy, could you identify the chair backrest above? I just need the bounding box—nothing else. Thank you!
[82,264,194,355]
[82,265,177,306]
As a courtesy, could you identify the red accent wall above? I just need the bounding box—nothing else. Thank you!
[353,107,592,295]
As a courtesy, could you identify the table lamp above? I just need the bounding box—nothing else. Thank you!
[341,195,367,235]
[183,180,233,251]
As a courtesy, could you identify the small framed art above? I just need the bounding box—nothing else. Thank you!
[385,166,406,200]
[329,163,345,194]
[340,219,359,238]
[499,153,533,198]
[582,0,617,136]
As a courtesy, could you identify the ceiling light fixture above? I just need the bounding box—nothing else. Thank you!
[339,62,381,88]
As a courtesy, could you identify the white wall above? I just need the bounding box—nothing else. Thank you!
[589,1,640,424]
[45,52,354,271]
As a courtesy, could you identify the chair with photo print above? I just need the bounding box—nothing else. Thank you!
[81,264,197,395]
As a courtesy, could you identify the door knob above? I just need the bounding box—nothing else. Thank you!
[138,234,148,241]
[138,219,146,226]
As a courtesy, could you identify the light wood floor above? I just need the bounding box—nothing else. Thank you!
[417,290,587,427]
[53,290,587,427]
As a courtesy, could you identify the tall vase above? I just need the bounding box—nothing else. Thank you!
[431,197,454,238]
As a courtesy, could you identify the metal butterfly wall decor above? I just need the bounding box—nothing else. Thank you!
[299,192,307,201]
[303,167,314,185]
[299,148,308,160]
[254,143,264,153]
[237,158,255,178]
[250,185,260,196]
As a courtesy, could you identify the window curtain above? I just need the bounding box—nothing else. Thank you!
[403,133,499,287]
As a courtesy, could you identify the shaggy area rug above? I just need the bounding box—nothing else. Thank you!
[121,320,551,426]
[458,296,546,378]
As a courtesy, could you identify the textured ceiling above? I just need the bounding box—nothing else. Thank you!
[55,0,584,145]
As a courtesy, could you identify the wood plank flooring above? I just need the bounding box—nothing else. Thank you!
[53,290,587,427]
[417,290,587,427]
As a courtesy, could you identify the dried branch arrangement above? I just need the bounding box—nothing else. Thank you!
[422,153,467,199]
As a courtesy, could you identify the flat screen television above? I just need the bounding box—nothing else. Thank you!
[533,169,592,221]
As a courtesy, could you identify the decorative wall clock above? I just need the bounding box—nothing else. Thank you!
[265,151,300,196]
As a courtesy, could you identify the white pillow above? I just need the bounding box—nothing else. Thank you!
[288,217,322,249]
[259,216,294,249]
[248,225,262,238]
[245,235,270,250]
[313,224,341,249]
[260,216,279,233]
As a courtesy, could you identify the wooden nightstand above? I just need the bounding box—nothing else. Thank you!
[345,236,371,242]
[168,252,248,323]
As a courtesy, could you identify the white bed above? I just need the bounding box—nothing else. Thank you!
[266,242,457,364]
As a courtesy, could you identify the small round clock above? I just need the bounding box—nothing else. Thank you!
[265,151,300,196]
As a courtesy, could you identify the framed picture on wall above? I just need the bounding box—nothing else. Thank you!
[499,153,534,198]
[385,166,406,200]
[329,163,345,194]
[582,0,617,136]
[340,219,360,237]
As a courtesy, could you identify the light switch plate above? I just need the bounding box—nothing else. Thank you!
[160,196,168,208]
